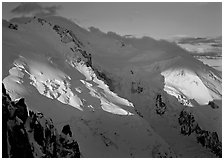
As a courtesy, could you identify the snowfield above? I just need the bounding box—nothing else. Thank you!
[162,68,213,105]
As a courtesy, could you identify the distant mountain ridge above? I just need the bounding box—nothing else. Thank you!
[169,36,222,71]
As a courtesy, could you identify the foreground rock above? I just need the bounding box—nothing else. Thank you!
[178,110,221,157]
[2,83,81,158]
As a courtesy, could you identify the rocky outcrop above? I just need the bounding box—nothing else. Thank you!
[58,125,80,157]
[177,94,192,106]
[2,83,80,158]
[2,84,33,157]
[178,110,222,157]
[196,127,221,157]
[8,23,18,30]
[152,145,176,158]
[208,101,219,109]
[134,108,144,118]
[155,94,166,115]
[93,68,115,91]
[52,24,83,47]
[37,17,47,25]
[178,111,197,135]
[131,81,143,94]
[52,23,92,67]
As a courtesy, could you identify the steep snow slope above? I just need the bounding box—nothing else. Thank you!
[3,18,177,157]
[40,16,222,157]
[36,16,222,107]
[3,16,222,157]
[161,68,213,105]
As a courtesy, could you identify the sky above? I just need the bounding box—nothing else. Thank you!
[2,2,222,39]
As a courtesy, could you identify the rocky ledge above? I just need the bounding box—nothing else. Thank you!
[2,83,81,158]
[178,110,221,157]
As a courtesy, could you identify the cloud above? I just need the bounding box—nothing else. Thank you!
[11,2,61,17]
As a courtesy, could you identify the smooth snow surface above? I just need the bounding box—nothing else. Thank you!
[162,68,213,105]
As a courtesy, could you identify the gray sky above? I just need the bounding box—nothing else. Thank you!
[2,2,222,39]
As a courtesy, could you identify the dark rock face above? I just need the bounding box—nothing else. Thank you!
[52,24,83,46]
[2,84,33,157]
[59,125,80,158]
[8,23,18,30]
[177,94,192,106]
[131,82,143,94]
[93,68,115,91]
[178,111,197,135]
[2,84,80,158]
[14,98,28,123]
[52,23,92,67]
[155,95,166,115]
[134,108,143,118]
[178,110,222,157]
[208,101,219,109]
[37,18,47,25]
[152,145,176,158]
[79,50,92,67]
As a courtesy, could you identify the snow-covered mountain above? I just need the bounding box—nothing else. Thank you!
[2,16,222,157]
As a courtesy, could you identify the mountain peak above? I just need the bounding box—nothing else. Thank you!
[2,14,222,158]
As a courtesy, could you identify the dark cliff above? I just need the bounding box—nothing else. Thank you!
[2,83,81,158]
